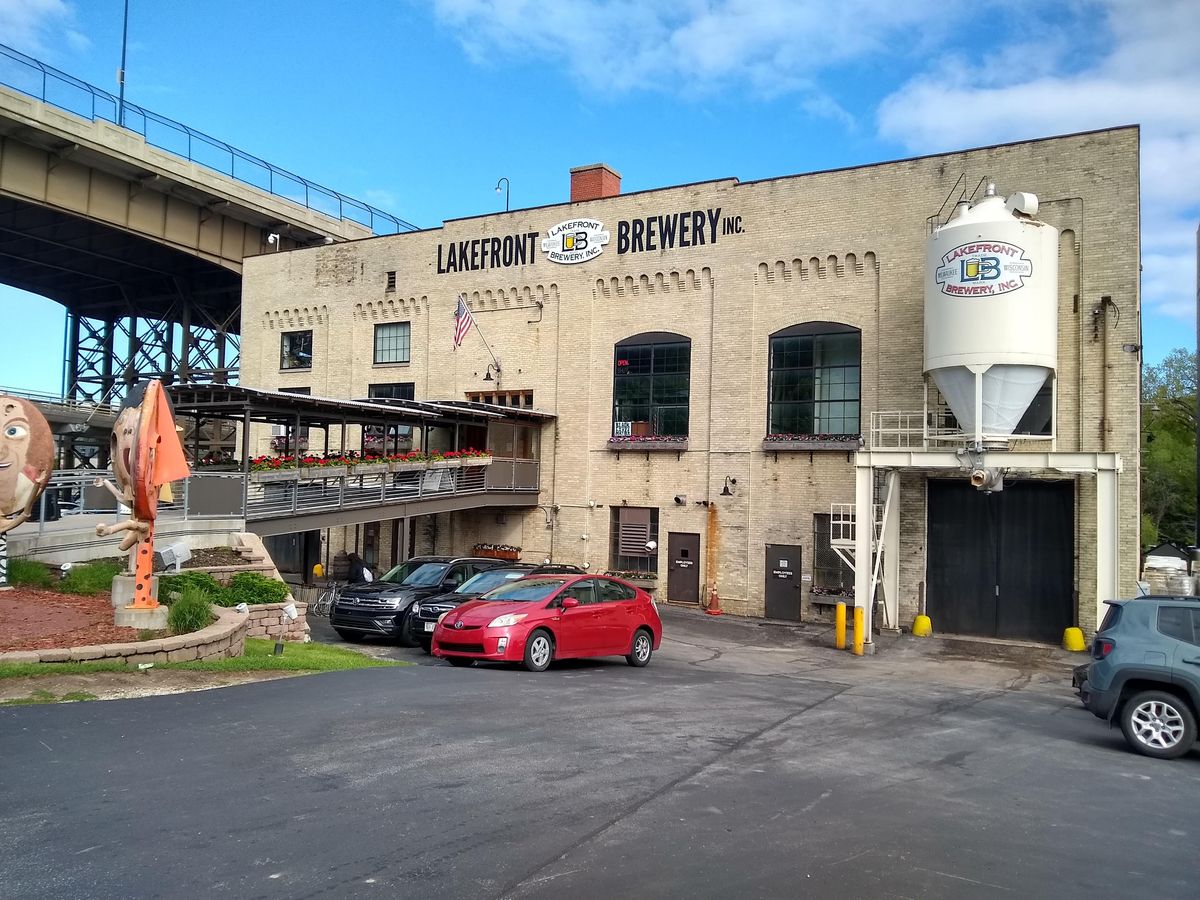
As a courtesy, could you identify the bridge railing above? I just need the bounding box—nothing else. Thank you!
[0,42,416,235]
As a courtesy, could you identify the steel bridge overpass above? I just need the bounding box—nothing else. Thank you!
[0,44,415,463]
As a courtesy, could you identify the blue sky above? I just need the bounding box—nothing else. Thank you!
[0,0,1196,394]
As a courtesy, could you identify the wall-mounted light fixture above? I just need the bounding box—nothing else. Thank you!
[1122,343,1142,354]
[495,177,510,212]
[720,476,737,496]
[483,361,502,382]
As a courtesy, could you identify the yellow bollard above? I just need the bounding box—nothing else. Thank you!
[853,606,864,656]
[912,614,933,637]
[835,601,847,650]
[1062,627,1086,652]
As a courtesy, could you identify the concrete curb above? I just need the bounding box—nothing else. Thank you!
[0,606,249,666]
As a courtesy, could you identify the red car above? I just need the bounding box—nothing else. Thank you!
[431,574,663,672]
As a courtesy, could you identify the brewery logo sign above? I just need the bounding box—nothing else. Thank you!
[541,220,610,265]
[934,241,1033,297]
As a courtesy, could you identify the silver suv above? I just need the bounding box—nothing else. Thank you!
[1080,596,1200,759]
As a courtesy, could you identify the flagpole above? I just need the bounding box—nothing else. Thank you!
[471,318,501,372]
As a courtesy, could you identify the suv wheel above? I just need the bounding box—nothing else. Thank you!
[1119,690,1197,760]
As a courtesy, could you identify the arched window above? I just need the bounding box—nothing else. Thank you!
[768,322,861,437]
[612,332,691,440]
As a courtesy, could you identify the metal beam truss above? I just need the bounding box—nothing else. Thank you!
[63,299,239,467]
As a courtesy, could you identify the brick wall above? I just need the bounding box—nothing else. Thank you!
[241,127,1141,633]
[244,602,310,642]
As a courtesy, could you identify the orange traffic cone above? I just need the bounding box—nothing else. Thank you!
[706,585,723,616]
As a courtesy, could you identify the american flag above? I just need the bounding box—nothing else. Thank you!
[453,294,474,349]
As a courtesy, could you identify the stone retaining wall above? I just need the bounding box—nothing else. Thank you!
[244,602,310,642]
[0,607,248,666]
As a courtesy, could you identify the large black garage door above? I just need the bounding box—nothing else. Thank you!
[927,480,1074,642]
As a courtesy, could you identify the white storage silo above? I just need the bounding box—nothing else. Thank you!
[924,185,1059,441]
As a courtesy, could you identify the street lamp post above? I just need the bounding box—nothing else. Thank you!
[495,177,510,212]
[117,0,130,126]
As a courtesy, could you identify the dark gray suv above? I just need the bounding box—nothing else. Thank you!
[1080,596,1200,759]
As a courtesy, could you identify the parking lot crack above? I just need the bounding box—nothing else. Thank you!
[491,684,850,900]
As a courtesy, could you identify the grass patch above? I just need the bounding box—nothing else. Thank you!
[0,639,400,680]
[8,558,54,589]
[168,586,214,635]
[166,639,401,672]
[1,689,98,706]
[59,561,124,596]
[0,660,131,679]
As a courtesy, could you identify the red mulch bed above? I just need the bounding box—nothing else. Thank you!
[0,588,140,652]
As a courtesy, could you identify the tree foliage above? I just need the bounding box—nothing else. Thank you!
[1142,348,1196,547]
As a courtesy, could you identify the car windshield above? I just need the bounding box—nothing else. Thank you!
[456,569,529,594]
[398,563,450,586]
[480,577,566,603]
[378,559,432,584]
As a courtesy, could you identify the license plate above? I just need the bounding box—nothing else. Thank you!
[424,622,435,632]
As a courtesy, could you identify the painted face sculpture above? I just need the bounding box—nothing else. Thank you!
[0,396,54,532]
[112,381,190,522]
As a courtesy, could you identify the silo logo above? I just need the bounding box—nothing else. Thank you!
[541,220,610,264]
[935,241,1033,297]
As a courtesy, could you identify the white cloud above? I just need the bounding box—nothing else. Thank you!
[431,0,977,117]
[0,0,87,58]
[877,0,1200,333]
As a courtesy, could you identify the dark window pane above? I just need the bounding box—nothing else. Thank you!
[280,331,313,369]
[613,337,690,438]
[768,327,859,436]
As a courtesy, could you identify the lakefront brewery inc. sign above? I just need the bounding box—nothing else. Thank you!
[934,240,1033,297]
[434,206,744,272]
[541,219,610,264]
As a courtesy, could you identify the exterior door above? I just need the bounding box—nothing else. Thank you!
[765,544,803,621]
[927,480,1074,642]
[667,533,701,604]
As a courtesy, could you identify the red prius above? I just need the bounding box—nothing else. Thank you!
[432,574,663,672]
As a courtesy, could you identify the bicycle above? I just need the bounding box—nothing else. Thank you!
[310,582,342,617]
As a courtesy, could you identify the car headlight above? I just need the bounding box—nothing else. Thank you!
[437,611,450,623]
[488,613,527,628]
[411,603,421,615]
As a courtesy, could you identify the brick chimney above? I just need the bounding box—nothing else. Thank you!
[570,163,621,203]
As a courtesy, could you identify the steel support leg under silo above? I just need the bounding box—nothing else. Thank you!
[853,465,874,650]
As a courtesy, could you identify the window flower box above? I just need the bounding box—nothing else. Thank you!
[762,434,862,452]
[250,468,299,483]
[474,544,521,561]
[607,436,688,452]
[428,458,462,469]
[299,465,347,479]
[389,459,427,473]
[351,460,390,476]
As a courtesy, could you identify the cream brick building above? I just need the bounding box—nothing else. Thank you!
[240,126,1141,643]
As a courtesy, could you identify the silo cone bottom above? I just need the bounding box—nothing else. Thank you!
[911,615,933,637]
[1062,627,1087,652]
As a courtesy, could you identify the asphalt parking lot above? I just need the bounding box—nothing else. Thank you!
[2,606,1197,899]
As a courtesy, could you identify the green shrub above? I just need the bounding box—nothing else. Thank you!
[167,586,214,635]
[7,558,54,589]
[159,570,222,604]
[218,572,289,607]
[59,560,123,596]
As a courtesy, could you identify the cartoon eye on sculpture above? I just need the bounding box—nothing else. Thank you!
[94,381,190,608]
[0,396,55,590]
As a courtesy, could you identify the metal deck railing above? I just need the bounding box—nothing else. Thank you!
[24,460,539,532]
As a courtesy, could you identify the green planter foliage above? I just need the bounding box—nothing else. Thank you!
[167,586,215,635]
